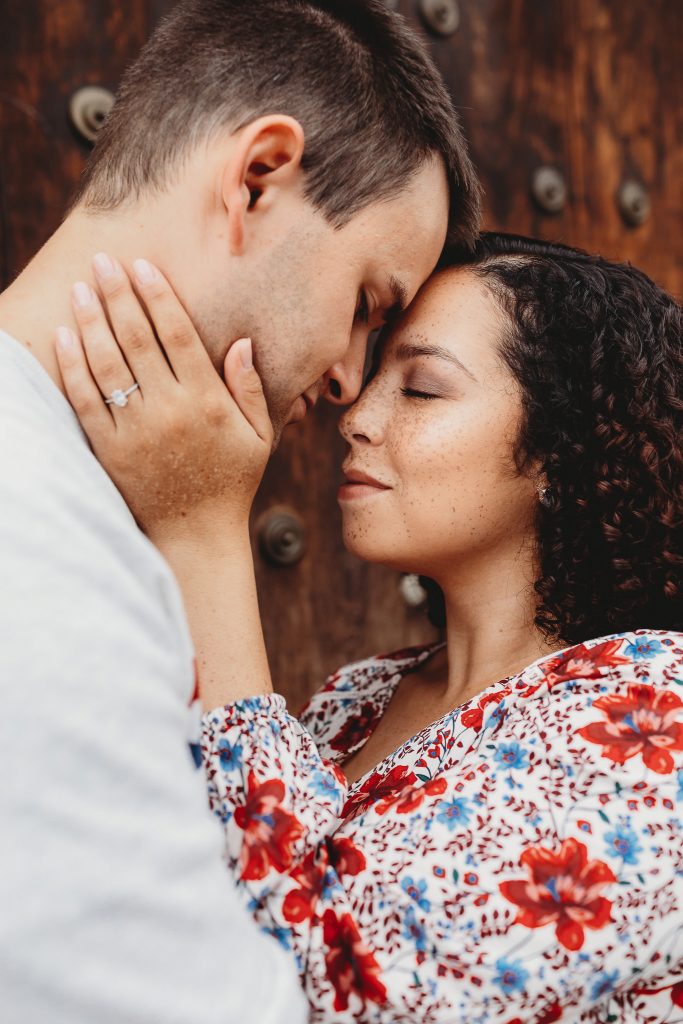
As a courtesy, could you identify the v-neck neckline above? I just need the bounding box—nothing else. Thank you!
[341,637,578,793]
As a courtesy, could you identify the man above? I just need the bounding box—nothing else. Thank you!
[0,1,480,1021]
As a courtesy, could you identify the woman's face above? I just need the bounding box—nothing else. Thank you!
[337,269,541,579]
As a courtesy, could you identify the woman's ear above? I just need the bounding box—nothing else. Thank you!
[220,115,305,255]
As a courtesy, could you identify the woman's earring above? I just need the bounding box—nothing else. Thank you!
[539,486,553,509]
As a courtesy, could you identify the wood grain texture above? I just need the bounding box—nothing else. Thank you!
[0,0,680,707]
[418,0,683,296]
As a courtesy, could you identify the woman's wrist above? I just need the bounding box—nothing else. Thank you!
[148,506,252,561]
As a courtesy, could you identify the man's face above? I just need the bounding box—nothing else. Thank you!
[197,158,449,440]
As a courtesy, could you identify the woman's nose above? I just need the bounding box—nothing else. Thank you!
[338,396,380,446]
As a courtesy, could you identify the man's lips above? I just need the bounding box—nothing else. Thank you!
[338,466,392,501]
[286,392,317,426]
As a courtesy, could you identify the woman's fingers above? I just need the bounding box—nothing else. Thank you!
[223,339,274,447]
[71,281,141,411]
[129,258,216,388]
[54,325,114,443]
[91,253,171,387]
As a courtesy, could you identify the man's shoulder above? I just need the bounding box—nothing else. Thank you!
[0,340,192,678]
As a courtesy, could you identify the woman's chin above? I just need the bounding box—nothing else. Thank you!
[341,531,416,574]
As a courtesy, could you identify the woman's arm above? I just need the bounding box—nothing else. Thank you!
[56,256,273,708]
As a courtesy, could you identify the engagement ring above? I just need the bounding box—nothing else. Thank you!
[105,383,140,408]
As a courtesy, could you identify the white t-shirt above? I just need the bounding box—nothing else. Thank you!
[0,330,305,1024]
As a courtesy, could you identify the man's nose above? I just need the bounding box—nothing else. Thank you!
[321,330,369,406]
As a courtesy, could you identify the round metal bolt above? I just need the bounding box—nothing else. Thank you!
[531,166,568,215]
[258,510,306,567]
[69,86,115,144]
[419,0,460,37]
[617,179,650,227]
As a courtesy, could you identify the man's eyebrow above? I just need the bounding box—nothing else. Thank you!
[393,341,478,382]
[382,275,409,324]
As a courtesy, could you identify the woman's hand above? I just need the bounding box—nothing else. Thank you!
[55,254,273,545]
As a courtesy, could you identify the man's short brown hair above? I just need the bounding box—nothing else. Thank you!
[73,0,481,246]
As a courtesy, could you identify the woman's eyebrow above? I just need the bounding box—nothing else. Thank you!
[393,341,478,382]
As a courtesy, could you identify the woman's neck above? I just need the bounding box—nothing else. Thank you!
[436,542,564,707]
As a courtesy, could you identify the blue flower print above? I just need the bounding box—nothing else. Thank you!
[217,738,243,773]
[494,743,529,771]
[493,958,529,995]
[590,969,619,1001]
[624,638,665,661]
[403,905,428,952]
[436,796,472,831]
[604,821,642,865]
[310,769,339,798]
[487,701,506,729]
[677,770,683,802]
[266,925,292,952]
[401,876,431,912]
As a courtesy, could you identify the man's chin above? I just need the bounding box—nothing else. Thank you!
[266,395,309,450]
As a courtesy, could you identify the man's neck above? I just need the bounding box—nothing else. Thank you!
[0,208,152,395]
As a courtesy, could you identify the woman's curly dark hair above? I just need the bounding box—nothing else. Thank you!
[420,232,682,645]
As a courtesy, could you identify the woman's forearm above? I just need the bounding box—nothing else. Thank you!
[153,519,272,710]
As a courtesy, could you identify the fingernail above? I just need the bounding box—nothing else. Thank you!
[93,252,116,280]
[56,326,76,352]
[237,337,253,369]
[133,258,157,285]
[72,281,94,308]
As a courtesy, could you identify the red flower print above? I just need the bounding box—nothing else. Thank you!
[342,765,417,819]
[461,690,507,732]
[543,638,630,688]
[499,837,615,951]
[282,851,326,924]
[391,776,448,815]
[536,1003,563,1023]
[329,701,380,753]
[328,835,367,878]
[577,684,683,774]
[632,981,683,1006]
[234,771,305,881]
[322,909,387,1012]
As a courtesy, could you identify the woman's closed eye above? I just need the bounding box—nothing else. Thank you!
[400,386,441,400]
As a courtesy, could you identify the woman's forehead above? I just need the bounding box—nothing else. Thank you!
[377,269,504,367]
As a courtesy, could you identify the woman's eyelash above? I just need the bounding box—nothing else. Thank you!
[355,291,370,324]
[400,387,439,401]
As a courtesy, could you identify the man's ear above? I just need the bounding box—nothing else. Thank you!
[221,115,306,255]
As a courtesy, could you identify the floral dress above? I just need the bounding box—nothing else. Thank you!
[201,630,683,1023]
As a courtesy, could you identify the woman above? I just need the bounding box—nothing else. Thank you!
[56,234,682,1022]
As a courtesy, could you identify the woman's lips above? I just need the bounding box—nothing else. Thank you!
[337,468,392,503]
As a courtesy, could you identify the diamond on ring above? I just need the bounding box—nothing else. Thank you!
[105,382,140,408]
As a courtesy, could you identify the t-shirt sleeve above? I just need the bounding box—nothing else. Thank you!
[0,416,305,1024]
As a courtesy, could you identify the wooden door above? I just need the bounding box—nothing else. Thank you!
[1,1,680,708]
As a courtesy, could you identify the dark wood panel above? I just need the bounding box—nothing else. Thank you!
[423,0,683,296]
[0,0,160,280]
[1,0,680,709]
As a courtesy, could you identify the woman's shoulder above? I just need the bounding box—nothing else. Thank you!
[525,628,683,692]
